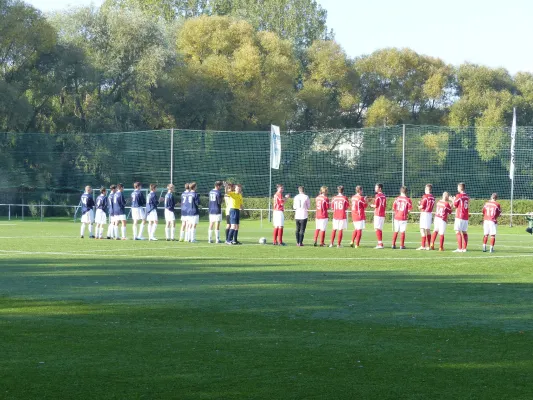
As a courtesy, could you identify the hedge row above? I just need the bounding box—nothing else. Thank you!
[236,197,533,225]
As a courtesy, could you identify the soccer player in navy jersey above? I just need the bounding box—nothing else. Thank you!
[95,187,107,239]
[187,182,201,243]
[106,185,116,239]
[208,181,223,243]
[131,182,147,241]
[164,184,176,241]
[113,183,127,240]
[179,183,190,242]
[80,185,95,239]
[146,183,159,241]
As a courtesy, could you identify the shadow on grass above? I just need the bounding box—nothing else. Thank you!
[1,258,532,332]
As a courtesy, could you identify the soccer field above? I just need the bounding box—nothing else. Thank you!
[1,221,533,399]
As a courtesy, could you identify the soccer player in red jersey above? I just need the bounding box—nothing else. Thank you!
[330,186,350,248]
[370,183,386,249]
[452,182,470,253]
[417,184,436,250]
[313,186,330,247]
[350,186,367,248]
[482,193,502,253]
[273,184,290,246]
[392,186,413,249]
[430,192,453,251]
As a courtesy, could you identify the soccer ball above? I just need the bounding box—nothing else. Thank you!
[259,237,267,245]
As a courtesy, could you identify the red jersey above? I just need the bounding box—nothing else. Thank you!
[483,201,501,223]
[315,194,330,219]
[332,195,349,220]
[435,200,452,222]
[420,194,435,213]
[453,193,470,220]
[373,192,387,217]
[392,196,412,221]
[273,192,285,211]
[351,194,367,222]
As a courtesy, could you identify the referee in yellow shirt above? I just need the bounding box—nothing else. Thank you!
[225,183,244,245]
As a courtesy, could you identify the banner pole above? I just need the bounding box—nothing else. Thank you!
[402,124,406,187]
[268,128,272,222]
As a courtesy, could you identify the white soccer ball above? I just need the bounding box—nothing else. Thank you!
[259,237,267,245]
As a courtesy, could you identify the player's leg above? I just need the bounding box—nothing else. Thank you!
[374,216,384,249]
[132,214,138,240]
[330,220,337,247]
[300,218,307,246]
[208,219,214,243]
[337,221,345,247]
[121,219,127,240]
[392,220,399,248]
[490,235,496,252]
[215,220,221,243]
[400,222,406,249]
[350,222,357,247]
[295,219,301,245]
[139,216,146,240]
[80,221,86,238]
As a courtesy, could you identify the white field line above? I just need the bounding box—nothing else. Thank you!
[1,249,533,261]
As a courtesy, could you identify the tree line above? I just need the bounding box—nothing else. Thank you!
[3,0,533,135]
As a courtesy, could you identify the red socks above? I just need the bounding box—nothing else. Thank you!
[463,233,468,250]
[426,234,431,247]
[273,228,279,243]
[278,227,284,244]
[392,232,398,246]
[431,231,438,246]
[483,235,488,245]
[491,236,495,246]
[314,229,320,242]
[439,235,445,249]
[356,230,362,246]
[330,229,337,245]
[400,232,405,247]
[376,229,383,244]
[421,236,426,247]
[352,230,357,243]
[456,232,462,249]
[338,230,343,246]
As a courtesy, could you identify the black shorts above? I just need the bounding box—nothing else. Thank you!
[226,215,231,225]
[229,209,240,225]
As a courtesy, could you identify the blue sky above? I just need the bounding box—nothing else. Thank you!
[26,0,533,74]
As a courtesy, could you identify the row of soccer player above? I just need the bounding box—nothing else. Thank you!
[271,182,501,252]
[79,181,244,243]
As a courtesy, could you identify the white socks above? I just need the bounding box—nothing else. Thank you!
[80,223,86,236]
[133,225,138,239]
[216,230,220,241]
[139,222,145,238]
[121,226,126,239]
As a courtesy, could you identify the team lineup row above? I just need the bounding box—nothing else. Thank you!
[78,181,503,252]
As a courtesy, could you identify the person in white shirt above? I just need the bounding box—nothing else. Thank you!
[293,186,311,247]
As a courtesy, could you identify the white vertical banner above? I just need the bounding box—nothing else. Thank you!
[270,125,281,170]
[510,108,516,180]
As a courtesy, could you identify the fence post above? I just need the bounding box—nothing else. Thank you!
[41,202,43,222]
[8,204,11,221]
[402,124,406,187]
[170,128,174,184]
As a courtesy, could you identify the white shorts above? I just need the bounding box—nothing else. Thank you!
[454,218,468,232]
[394,219,407,233]
[209,214,222,223]
[374,216,385,231]
[165,210,175,222]
[420,212,432,230]
[433,217,447,235]
[273,211,285,227]
[315,218,328,231]
[333,218,347,230]
[115,214,126,222]
[181,215,187,222]
[81,210,94,224]
[131,207,146,221]
[95,209,107,225]
[483,220,497,236]
[189,215,200,225]
[353,220,366,230]
[147,210,158,222]
[109,215,116,224]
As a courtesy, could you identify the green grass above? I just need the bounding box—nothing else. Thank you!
[1,220,533,399]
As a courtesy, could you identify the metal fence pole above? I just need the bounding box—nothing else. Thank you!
[170,128,174,184]
[8,204,11,221]
[402,124,406,187]
[41,202,43,222]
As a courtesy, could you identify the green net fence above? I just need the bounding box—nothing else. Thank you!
[0,125,532,210]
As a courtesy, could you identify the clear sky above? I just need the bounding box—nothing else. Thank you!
[26,0,533,74]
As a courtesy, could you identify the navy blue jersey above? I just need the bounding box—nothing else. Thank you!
[108,192,115,216]
[146,191,158,213]
[208,189,222,215]
[113,191,126,215]
[80,193,95,215]
[165,193,175,211]
[185,192,200,216]
[181,191,190,216]
[131,189,146,207]
[96,194,107,212]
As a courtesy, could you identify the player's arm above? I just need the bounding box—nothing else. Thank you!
[418,197,425,210]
